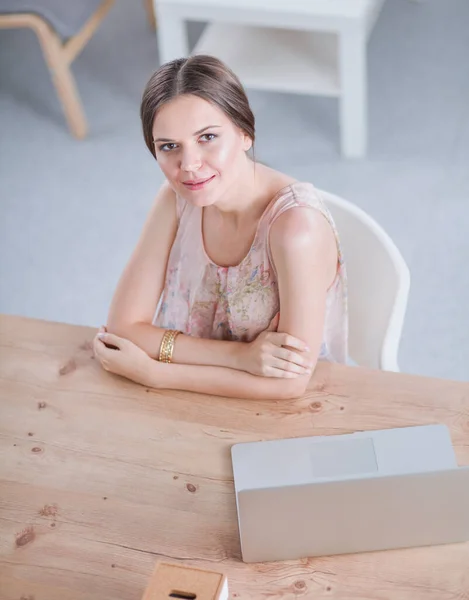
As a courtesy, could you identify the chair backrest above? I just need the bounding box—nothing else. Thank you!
[319,190,410,371]
[0,1,105,38]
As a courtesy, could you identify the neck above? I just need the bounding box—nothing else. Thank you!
[212,158,260,219]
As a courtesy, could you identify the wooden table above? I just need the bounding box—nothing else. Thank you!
[1,315,468,600]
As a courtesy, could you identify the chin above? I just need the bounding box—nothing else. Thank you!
[178,180,221,207]
[184,193,218,208]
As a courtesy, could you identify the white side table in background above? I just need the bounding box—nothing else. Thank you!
[154,0,386,158]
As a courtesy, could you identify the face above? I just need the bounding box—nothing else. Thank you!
[152,94,252,206]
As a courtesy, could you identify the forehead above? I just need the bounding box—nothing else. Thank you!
[152,94,233,138]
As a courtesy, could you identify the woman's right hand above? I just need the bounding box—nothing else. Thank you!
[236,314,314,378]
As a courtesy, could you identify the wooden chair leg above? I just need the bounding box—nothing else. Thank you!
[144,0,157,30]
[35,19,88,139]
[63,0,115,64]
[0,3,115,139]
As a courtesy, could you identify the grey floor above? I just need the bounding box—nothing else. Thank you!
[0,0,468,382]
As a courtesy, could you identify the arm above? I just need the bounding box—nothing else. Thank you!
[150,206,336,399]
[106,185,310,376]
[106,182,243,368]
[268,206,338,396]
[97,206,337,400]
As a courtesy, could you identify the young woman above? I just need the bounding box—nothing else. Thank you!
[93,55,347,400]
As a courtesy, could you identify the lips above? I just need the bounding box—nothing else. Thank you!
[182,175,216,190]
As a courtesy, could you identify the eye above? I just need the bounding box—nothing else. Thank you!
[158,142,178,152]
[199,133,217,143]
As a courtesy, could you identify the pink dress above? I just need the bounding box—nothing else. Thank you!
[154,182,348,362]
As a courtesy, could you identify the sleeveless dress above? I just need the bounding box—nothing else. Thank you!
[154,182,348,362]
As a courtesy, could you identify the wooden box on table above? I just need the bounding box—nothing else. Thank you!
[142,562,229,600]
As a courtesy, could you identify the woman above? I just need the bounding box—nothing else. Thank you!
[94,55,347,400]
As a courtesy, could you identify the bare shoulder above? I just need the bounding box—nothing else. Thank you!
[154,179,177,206]
[270,206,336,254]
[146,180,178,221]
[140,180,178,238]
[269,205,338,287]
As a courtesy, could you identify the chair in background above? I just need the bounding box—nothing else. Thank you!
[0,0,116,138]
[320,190,410,372]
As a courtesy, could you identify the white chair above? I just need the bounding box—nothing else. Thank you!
[319,190,410,372]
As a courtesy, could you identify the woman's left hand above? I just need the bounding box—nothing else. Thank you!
[93,326,154,385]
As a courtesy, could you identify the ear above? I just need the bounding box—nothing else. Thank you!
[242,132,253,152]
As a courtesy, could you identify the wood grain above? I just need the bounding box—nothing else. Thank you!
[1,315,468,600]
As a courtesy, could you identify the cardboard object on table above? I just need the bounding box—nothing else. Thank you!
[142,561,229,600]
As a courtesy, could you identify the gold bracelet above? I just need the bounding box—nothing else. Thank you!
[158,330,181,363]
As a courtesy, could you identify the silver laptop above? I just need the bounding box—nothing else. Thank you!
[231,424,469,563]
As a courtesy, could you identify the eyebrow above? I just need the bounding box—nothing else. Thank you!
[153,125,221,143]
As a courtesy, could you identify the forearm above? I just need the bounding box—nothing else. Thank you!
[107,320,243,369]
[142,360,310,400]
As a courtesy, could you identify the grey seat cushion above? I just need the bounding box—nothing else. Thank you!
[0,1,105,38]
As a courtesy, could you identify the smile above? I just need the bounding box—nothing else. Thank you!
[182,175,216,191]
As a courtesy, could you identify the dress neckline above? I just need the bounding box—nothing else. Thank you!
[199,181,305,269]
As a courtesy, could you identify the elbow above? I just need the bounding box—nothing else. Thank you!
[283,358,320,399]
[273,375,310,400]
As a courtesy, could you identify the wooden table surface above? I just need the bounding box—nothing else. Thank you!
[1,315,468,600]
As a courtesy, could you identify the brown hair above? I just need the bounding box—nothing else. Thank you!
[140,55,255,158]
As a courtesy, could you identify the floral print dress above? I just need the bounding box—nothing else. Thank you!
[154,182,348,363]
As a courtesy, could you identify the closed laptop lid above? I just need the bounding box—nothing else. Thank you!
[231,425,468,563]
[236,466,469,562]
[231,424,457,491]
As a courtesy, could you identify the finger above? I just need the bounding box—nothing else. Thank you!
[97,331,123,351]
[93,336,108,361]
[94,341,118,371]
[270,332,309,352]
[93,333,103,354]
[94,339,115,363]
[270,357,311,376]
[265,366,301,379]
[274,347,313,369]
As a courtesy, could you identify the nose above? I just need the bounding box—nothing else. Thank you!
[180,147,202,172]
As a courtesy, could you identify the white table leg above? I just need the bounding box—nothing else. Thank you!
[154,2,189,64]
[338,28,367,158]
